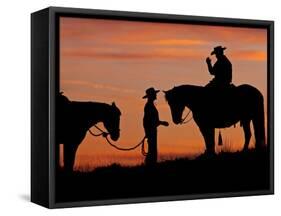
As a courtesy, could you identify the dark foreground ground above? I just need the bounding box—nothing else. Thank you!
[56,149,271,203]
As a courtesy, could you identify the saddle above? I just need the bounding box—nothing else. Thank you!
[203,83,237,125]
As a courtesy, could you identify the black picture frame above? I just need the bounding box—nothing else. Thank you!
[31,6,274,208]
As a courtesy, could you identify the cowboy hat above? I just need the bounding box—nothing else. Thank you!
[142,87,160,99]
[211,46,227,55]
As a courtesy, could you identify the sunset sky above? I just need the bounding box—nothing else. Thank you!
[59,17,267,170]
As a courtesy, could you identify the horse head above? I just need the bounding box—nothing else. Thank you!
[103,102,121,141]
[164,87,185,125]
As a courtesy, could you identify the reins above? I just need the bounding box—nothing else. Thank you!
[180,109,193,124]
[88,125,148,156]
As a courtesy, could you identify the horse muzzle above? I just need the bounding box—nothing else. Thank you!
[173,118,182,125]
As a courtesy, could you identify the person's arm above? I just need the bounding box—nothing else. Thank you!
[159,121,169,127]
[206,57,214,75]
[154,109,169,127]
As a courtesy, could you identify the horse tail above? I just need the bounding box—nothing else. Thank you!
[252,91,266,149]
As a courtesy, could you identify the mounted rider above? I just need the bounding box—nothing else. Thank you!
[205,46,234,146]
[205,46,232,88]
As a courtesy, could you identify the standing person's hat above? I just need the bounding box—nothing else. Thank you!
[211,46,227,55]
[142,87,160,99]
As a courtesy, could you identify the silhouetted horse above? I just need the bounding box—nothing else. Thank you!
[57,94,121,172]
[164,85,265,154]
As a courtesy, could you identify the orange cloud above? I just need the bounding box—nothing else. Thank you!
[147,39,208,46]
[231,50,266,61]
[61,46,205,60]
[60,17,267,51]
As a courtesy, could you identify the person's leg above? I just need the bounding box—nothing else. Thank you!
[205,78,216,88]
[145,134,152,166]
[150,130,157,165]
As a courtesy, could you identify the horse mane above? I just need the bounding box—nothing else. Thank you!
[59,94,121,116]
[165,84,203,102]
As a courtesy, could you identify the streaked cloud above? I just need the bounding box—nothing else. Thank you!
[62,46,266,62]
[147,39,208,46]
[231,50,266,61]
[61,79,137,94]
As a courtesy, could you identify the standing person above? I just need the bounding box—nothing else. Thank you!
[142,87,169,166]
[205,46,232,88]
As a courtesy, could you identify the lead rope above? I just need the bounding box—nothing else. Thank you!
[88,125,148,156]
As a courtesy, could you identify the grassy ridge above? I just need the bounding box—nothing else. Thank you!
[56,149,270,203]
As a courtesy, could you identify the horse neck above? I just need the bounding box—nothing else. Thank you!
[178,85,203,110]
[78,102,110,126]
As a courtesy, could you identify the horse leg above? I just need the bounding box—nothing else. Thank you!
[252,108,265,150]
[199,127,215,155]
[242,120,251,151]
[64,143,79,172]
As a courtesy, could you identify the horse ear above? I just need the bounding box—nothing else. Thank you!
[162,90,167,94]
[112,102,116,107]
